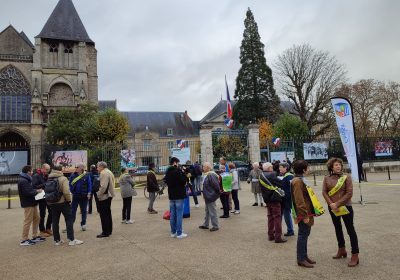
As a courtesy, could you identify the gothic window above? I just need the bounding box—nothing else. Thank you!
[0,65,31,122]
[48,42,59,67]
[49,43,58,53]
[64,44,73,54]
[63,43,73,68]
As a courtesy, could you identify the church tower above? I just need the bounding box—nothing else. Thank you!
[32,0,98,123]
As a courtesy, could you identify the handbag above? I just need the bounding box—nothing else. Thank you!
[163,210,170,220]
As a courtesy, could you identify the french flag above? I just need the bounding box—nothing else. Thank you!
[225,75,234,129]
[272,137,281,146]
[176,139,186,149]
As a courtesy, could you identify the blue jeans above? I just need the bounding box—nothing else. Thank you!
[169,199,184,236]
[297,221,311,262]
[283,208,294,234]
[71,194,88,226]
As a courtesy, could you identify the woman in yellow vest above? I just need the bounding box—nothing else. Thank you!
[322,157,359,267]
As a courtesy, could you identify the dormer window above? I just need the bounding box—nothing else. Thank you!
[167,128,173,136]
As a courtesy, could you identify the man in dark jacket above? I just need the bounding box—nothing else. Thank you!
[199,162,220,231]
[147,163,159,214]
[18,165,45,246]
[279,163,295,237]
[32,163,52,237]
[165,157,187,239]
[69,163,92,231]
[260,162,286,243]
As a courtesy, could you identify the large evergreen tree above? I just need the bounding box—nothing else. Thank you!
[233,8,281,126]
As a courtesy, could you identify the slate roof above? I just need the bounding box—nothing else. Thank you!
[122,112,200,137]
[200,100,296,124]
[36,0,94,44]
[98,100,117,111]
[19,31,34,49]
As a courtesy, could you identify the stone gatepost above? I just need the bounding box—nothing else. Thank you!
[247,124,261,164]
[200,126,213,164]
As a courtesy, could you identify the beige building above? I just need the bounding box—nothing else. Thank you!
[0,0,98,154]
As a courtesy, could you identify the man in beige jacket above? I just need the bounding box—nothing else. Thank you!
[96,161,115,238]
[48,165,83,246]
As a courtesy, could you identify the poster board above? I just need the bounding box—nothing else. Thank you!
[51,150,87,173]
[375,141,393,157]
[303,142,328,160]
[121,149,136,168]
[0,151,28,175]
[171,147,191,164]
[270,151,295,162]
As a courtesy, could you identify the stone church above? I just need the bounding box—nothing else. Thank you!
[0,0,98,148]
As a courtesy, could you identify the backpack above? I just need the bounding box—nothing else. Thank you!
[92,174,100,193]
[44,178,62,203]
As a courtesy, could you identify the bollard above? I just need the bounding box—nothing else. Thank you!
[388,166,391,180]
[7,188,11,209]
[363,168,367,182]
[313,173,317,186]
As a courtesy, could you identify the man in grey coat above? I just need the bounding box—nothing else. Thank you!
[199,162,221,232]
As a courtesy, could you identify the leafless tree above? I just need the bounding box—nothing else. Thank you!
[274,44,346,137]
[336,79,400,137]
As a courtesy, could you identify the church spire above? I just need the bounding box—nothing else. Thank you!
[36,0,93,44]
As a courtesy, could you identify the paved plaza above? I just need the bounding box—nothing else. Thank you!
[1,173,400,280]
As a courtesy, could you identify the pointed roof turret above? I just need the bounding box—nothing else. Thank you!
[36,0,93,44]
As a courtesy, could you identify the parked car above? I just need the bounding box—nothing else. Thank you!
[134,166,149,175]
[157,165,169,174]
[233,160,250,181]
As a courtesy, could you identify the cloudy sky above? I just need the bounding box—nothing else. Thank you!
[1,0,399,120]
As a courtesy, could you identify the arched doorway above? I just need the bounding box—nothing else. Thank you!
[0,131,30,175]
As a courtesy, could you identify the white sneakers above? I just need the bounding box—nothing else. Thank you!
[170,233,177,238]
[195,204,200,208]
[121,220,126,224]
[234,210,240,214]
[81,225,87,231]
[68,239,84,246]
[55,239,83,246]
[125,220,134,224]
[54,240,64,246]
[176,233,188,239]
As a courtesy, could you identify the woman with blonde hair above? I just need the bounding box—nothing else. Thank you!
[322,157,359,267]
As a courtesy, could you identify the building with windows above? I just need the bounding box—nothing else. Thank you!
[0,0,98,155]
[122,111,200,167]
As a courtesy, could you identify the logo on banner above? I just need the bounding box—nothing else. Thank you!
[334,103,350,118]
[176,139,186,149]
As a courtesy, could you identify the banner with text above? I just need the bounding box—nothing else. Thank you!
[331,97,359,182]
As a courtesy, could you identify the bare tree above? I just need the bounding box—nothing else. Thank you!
[336,79,400,137]
[274,44,346,137]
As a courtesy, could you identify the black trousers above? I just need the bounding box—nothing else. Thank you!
[329,205,359,254]
[122,197,132,220]
[231,189,240,211]
[220,193,230,217]
[99,197,113,236]
[187,183,198,205]
[39,199,52,231]
[88,192,99,214]
[51,202,74,242]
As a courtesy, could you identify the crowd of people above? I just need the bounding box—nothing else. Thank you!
[17,156,359,268]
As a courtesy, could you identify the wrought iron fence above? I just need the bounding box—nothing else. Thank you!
[0,140,201,184]
[262,136,400,163]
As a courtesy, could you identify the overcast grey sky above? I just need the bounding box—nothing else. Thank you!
[1,0,399,120]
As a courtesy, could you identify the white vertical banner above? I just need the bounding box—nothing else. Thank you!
[331,97,360,182]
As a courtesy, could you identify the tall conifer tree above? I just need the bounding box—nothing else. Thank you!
[233,8,281,126]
